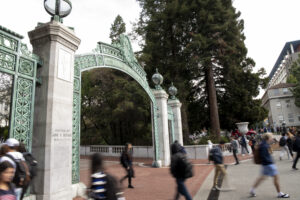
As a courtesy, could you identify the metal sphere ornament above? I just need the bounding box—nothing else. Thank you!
[152,68,163,90]
[168,82,178,99]
[44,0,72,23]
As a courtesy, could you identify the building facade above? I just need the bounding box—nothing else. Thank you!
[262,40,300,129]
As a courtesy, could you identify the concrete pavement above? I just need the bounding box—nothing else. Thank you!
[216,151,299,200]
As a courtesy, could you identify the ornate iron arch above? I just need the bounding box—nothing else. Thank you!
[72,35,160,183]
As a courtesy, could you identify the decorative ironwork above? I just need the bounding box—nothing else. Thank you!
[19,58,34,77]
[72,34,160,183]
[0,25,40,152]
[0,50,16,71]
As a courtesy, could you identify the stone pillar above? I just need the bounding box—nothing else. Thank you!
[168,99,183,145]
[28,21,80,200]
[152,89,170,166]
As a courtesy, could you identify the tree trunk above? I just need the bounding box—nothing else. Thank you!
[205,64,221,140]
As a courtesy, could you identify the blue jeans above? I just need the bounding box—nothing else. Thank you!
[175,179,192,200]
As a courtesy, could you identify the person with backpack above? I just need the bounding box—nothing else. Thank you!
[0,138,30,200]
[90,153,125,200]
[18,143,37,199]
[210,140,233,191]
[230,137,239,165]
[279,133,290,160]
[292,130,300,170]
[120,143,134,188]
[170,141,193,200]
[250,133,289,198]
[0,161,17,200]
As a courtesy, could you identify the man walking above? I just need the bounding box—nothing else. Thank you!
[170,142,193,200]
[292,130,300,170]
[240,134,249,155]
[120,143,134,188]
[230,137,239,165]
[250,133,289,198]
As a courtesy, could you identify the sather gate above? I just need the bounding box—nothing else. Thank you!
[72,34,162,183]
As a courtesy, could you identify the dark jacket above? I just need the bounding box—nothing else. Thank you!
[120,150,132,168]
[293,136,300,152]
[170,143,193,179]
[259,140,273,165]
[210,146,223,164]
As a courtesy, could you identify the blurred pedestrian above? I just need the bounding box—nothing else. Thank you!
[240,134,249,155]
[279,133,290,160]
[0,138,29,200]
[90,153,124,200]
[292,130,300,170]
[250,133,289,198]
[0,161,16,200]
[210,140,234,191]
[120,143,134,188]
[286,132,294,158]
[207,140,213,164]
[230,137,239,165]
[170,142,193,200]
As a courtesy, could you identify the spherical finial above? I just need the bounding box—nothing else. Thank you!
[152,68,163,90]
[168,82,178,99]
[44,0,72,23]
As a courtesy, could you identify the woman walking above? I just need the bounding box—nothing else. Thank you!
[0,161,17,200]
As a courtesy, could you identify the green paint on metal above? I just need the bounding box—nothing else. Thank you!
[0,25,41,151]
[72,34,160,183]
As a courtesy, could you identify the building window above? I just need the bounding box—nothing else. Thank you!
[274,89,280,96]
[278,115,284,123]
[283,88,289,94]
[288,113,294,123]
[276,101,281,108]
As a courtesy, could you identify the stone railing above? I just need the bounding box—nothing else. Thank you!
[81,143,241,160]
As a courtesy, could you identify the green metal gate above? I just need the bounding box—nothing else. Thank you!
[0,25,41,151]
[72,34,160,183]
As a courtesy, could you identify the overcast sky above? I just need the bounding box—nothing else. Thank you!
[1,0,300,80]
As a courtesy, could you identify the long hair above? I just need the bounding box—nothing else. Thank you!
[91,153,104,174]
[0,144,9,157]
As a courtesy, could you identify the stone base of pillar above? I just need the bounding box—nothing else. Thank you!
[152,160,162,168]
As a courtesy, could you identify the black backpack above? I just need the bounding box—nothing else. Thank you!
[23,152,38,179]
[279,137,287,146]
[4,154,30,187]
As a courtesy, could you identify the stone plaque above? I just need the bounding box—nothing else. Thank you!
[57,48,72,82]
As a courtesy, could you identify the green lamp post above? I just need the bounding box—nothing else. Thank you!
[152,68,164,90]
[168,82,178,99]
[44,0,72,23]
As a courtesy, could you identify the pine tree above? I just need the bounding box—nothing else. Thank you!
[110,15,126,43]
[135,0,268,139]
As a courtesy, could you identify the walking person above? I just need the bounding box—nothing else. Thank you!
[207,140,213,164]
[240,134,249,155]
[250,133,289,198]
[230,137,239,165]
[292,130,300,170]
[120,143,134,188]
[279,133,290,160]
[89,153,125,200]
[0,161,17,200]
[0,138,30,200]
[286,132,294,159]
[170,142,193,200]
[210,140,234,191]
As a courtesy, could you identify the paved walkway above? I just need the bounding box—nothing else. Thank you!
[76,155,252,200]
[207,151,300,200]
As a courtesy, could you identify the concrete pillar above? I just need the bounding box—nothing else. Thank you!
[168,99,183,145]
[28,21,80,200]
[152,89,170,166]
